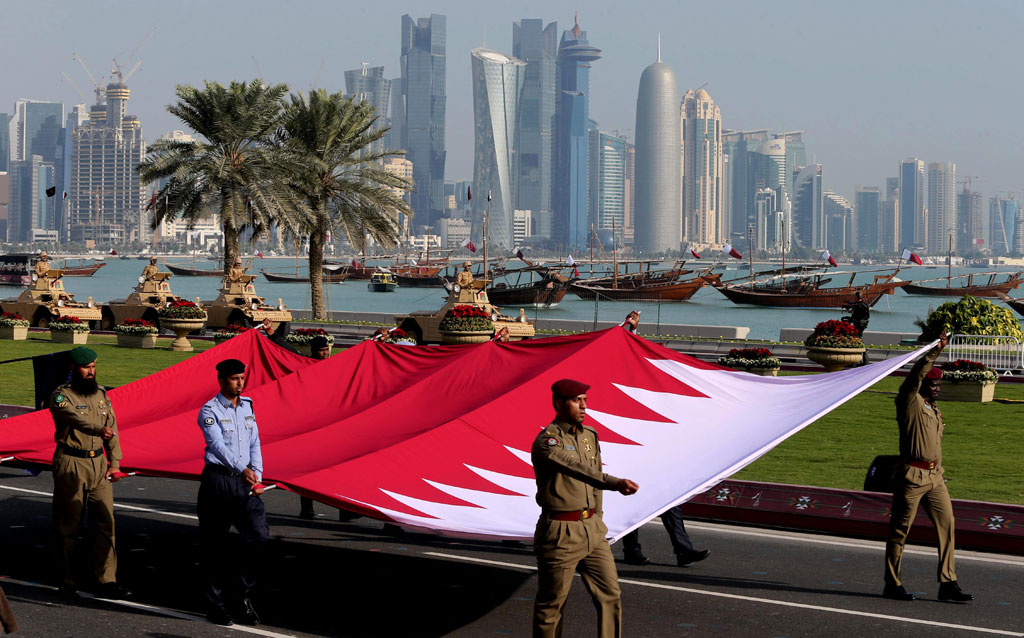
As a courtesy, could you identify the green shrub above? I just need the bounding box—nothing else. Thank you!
[916,295,1024,342]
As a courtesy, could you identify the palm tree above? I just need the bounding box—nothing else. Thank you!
[138,80,308,273]
[280,89,412,319]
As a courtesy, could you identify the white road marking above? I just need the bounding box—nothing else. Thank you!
[423,552,1024,637]
[0,484,198,520]
[674,520,1024,567]
[0,577,299,637]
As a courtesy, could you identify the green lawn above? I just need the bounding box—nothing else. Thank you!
[3,337,1022,504]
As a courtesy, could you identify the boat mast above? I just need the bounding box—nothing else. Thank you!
[589,224,594,279]
[781,217,787,292]
[948,232,953,288]
[613,218,618,290]
[748,223,754,280]
[482,208,488,282]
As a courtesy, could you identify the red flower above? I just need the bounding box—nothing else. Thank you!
[2,311,24,320]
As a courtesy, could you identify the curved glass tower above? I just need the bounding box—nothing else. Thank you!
[471,48,527,253]
[634,45,681,255]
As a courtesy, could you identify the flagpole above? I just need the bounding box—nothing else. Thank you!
[589,224,594,280]
[613,218,618,290]
[483,205,488,283]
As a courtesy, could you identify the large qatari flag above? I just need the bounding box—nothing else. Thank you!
[0,329,930,541]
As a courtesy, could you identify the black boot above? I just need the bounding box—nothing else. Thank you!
[623,552,651,566]
[937,581,974,603]
[882,583,915,601]
[232,597,260,625]
[677,549,710,567]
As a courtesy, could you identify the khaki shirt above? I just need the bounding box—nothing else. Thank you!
[532,420,620,514]
[141,264,159,280]
[35,260,50,277]
[49,384,121,470]
[895,347,944,467]
[455,270,474,287]
[228,266,244,281]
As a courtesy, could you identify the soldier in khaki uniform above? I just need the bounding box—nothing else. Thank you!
[141,257,160,281]
[49,346,130,600]
[35,251,51,278]
[228,258,245,283]
[455,261,475,287]
[883,332,973,603]
[532,378,639,638]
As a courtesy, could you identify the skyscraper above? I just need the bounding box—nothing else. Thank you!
[898,158,924,249]
[879,197,899,254]
[68,77,146,245]
[722,128,771,243]
[634,43,681,254]
[552,15,601,249]
[399,13,446,230]
[513,19,557,238]
[0,112,9,172]
[471,48,527,253]
[791,164,823,249]
[855,186,881,253]
[596,131,628,233]
[8,99,63,165]
[822,190,853,251]
[7,154,54,242]
[989,196,1017,255]
[680,88,723,244]
[956,187,983,253]
[344,63,392,155]
[927,162,956,254]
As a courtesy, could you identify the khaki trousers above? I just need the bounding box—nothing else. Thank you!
[52,453,117,586]
[885,466,956,586]
[533,516,621,638]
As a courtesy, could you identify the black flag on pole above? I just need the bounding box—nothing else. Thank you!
[45,186,56,197]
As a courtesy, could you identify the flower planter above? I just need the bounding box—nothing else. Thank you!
[0,325,29,340]
[161,317,207,352]
[441,330,493,345]
[804,346,865,372]
[747,367,779,377]
[51,330,89,344]
[117,333,158,349]
[941,381,995,403]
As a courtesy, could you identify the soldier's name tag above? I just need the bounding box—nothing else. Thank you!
[76,405,87,409]
[220,419,233,424]
[565,445,576,451]
[245,416,255,422]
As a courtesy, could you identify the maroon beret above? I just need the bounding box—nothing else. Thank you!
[552,378,590,399]
[925,367,943,380]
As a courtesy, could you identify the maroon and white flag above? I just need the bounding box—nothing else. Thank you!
[690,247,702,259]
[723,244,743,260]
[822,250,838,267]
[901,248,923,265]
[461,237,476,253]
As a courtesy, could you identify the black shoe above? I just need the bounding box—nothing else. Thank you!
[938,581,974,603]
[299,509,315,520]
[882,584,915,601]
[677,549,710,567]
[233,598,260,626]
[58,585,79,601]
[94,582,131,600]
[623,553,651,566]
[207,608,234,626]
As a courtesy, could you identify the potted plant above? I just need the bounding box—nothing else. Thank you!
[0,311,30,341]
[803,319,865,372]
[718,347,782,376]
[215,323,250,345]
[439,304,495,344]
[939,359,998,403]
[916,295,1024,343]
[158,299,207,352]
[285,327,335,356]
[384,327,417,345]
[114,318,159,349]
[49,316,90,344]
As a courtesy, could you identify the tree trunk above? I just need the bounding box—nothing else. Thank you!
[223,217,240,276]
[310,205,327,319]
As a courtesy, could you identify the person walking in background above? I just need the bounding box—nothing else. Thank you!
[197,359,269,626]
[882,332,973,603]
[49,346,130,600]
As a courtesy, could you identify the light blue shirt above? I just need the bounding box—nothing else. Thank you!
[198,393,263,479]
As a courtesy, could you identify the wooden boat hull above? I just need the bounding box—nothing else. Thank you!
[0,274,31,286]
[165,263,223,277]
[714,280,908,308]
[902,276,1023,297]
[488,281,570,308]
[260,269,348,283]
[61,262,106,276]
[1006,298,1024,317]
[570,274,718,301]
[368,282,396,292]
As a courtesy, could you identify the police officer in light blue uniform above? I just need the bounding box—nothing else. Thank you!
[197,358,269,627]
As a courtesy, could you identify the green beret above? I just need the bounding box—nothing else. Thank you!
[69,346,98,366]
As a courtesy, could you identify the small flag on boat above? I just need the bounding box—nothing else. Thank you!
[566,255,578,278]
[487,190,492,202]
[351,259,360,269]
[45,186,56,197]
[255,250,264,259]
[516,249,524,260]
[723,244,743,260]
[822,250,837,267]
[108,249,118,255]
[901,248,923,265]
[467,186,472,201]
[461,237,476,253]
[689,247,701,259]
[62,190,68,200]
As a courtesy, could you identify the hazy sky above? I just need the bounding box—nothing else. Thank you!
[3,0,1022,200]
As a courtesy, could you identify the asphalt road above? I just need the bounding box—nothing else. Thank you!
[1,466,1021,638]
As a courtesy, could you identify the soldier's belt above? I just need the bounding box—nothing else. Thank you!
[58,443,104,459]
[547,508,595,521]
[905,459,938,470]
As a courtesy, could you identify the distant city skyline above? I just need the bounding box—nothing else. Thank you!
[3,0,1023,206]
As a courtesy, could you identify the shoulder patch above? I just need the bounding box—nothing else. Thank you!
[54,393,65,404]
[204,417,215,425]
[545,437,559,447]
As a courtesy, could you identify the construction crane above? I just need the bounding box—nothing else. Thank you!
[59,72,90,103]
[957,176,981,191]
[72,52,105,104]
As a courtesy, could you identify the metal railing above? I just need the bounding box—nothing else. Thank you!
[948,334,1023,370]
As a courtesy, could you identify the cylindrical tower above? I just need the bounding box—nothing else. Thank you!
[634,50,681,255]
